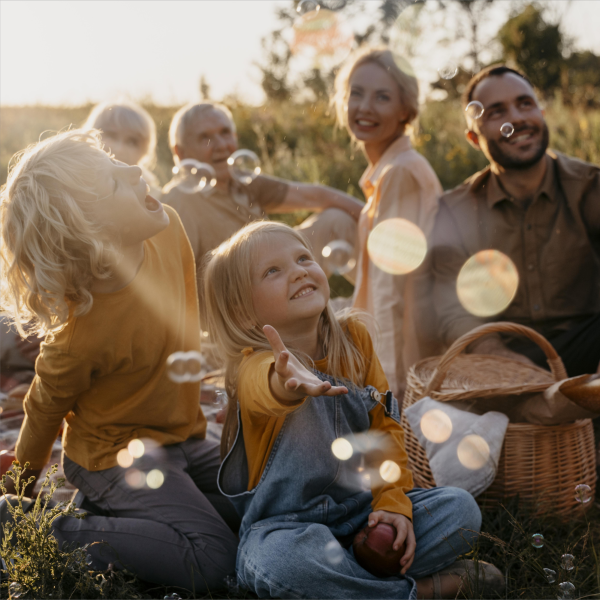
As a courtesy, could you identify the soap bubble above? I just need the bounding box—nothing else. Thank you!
[543,568,556,583]
[557,582,576,599]
[574,483,592,504]
[561,554,574,571]
[531,533,545,548]
[379,460,401,483]
[500,122,515,138]
[420,409,453,444]
[9,582,23,598]
[320,0,347,9]
[213,391,228,408]
[465,101,484,120]
[457,250,519,317]
[172,159,217,195]
[164,594,181,600]
[297,0,320,15]
[367,218,427,275]
[166,351,206,384]
[128,439,145,459]
[331,437,353,460]
[457,435,490,470]
[227,150,261,185]
[322,240,356,276]
[86,554,93,565]
[146,469,165,489]
[324,539,344,565]
[438,63,458,80]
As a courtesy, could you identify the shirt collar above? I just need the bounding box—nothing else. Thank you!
[485,153,556,209]
[359,135,412,198]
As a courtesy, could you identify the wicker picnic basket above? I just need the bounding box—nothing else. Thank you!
[401,322,597,518]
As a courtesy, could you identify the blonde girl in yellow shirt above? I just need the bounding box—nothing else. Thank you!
[204,220,502,599]
[0,129,238,591]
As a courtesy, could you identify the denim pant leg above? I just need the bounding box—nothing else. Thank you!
[237,521,417,600]
[54,440,238,591]
[406,487,482,579]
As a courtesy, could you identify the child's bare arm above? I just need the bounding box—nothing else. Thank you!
[263,325,348,403]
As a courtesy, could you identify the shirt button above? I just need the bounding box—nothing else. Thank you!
[528,264,534,271]
[533,305,540,311]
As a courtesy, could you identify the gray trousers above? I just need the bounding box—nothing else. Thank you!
[56,438,238,591]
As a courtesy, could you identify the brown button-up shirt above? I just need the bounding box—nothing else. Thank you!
[431,150,600,345]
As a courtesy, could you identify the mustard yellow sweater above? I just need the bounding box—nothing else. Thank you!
[16,205,206,471]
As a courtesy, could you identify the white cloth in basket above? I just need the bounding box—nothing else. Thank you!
[404,397,509,497]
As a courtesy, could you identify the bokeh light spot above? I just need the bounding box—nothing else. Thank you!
[379,460,401,483]
[331,437,353,460]
[457,435,490,470]
[420,409,453,443]
[456,250,519,317]
[116,448,134,469]
[367,218,427,275]
[128,439,145,459]
[124,468,146,489]
[146,469,165,489]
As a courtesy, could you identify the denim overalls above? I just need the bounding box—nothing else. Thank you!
[218,372,481,599]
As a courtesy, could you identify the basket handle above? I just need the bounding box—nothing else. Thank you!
[424,322,568,395]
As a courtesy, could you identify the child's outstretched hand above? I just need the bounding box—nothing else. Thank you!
[263,325,348,402]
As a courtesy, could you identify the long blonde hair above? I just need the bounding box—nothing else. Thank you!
[203,220,367,457]
[0,129,119,338]
[332,46,419,141]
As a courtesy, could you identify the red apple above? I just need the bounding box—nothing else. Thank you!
[353,522,406,577]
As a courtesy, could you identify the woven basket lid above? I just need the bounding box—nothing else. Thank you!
[408,322,567,402]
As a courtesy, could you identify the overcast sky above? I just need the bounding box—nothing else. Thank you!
[2,0,599,107]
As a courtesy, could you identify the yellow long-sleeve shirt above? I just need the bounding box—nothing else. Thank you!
[237,319,415,520]
[16,205,206,472]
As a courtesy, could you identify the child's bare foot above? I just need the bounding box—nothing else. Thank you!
[416,559,505,599]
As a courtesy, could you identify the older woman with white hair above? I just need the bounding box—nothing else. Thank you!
[333,46,443,399]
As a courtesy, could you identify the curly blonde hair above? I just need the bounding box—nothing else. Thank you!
[203,220,367,458]
[0,129,119,338]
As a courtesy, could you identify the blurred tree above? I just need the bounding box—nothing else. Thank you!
[497,4,563,96]
[562,50,600,108]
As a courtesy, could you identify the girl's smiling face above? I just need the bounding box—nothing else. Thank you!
[250,232,329,335]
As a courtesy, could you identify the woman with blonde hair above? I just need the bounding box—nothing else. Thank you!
[83,100,161,198]
[333,46,442,399]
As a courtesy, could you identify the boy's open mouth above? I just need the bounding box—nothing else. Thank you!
[144,195,163,213]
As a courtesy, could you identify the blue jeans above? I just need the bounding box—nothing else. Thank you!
[236,486,481,599]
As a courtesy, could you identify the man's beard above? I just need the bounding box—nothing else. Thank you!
[486,122,550,170]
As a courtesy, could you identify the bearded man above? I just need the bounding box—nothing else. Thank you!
[430,64,600,377]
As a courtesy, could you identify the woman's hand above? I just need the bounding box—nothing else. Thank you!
[263,325,348,403]
[368,510,416,575]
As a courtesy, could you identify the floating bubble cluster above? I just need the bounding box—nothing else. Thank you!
[543,568,556,583]
[457,250,519,317]
[297,0,320,15]
[561,554,574,571]
[557,582,576,599]
[166,351,206,384]
[574,483,592,504]
[379,460,401,483]
[420,409,453,444]
[227,149,261,185]
[500,122,515,138]
[531,533,545,549]
[331,437,353,460]
[367,218,427,275]
[465,101,484,120]
[172,159,217,195]
[324,539,345,565]
[322,240,356,276]
[438,64,458,80]
[457,434,490,470]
